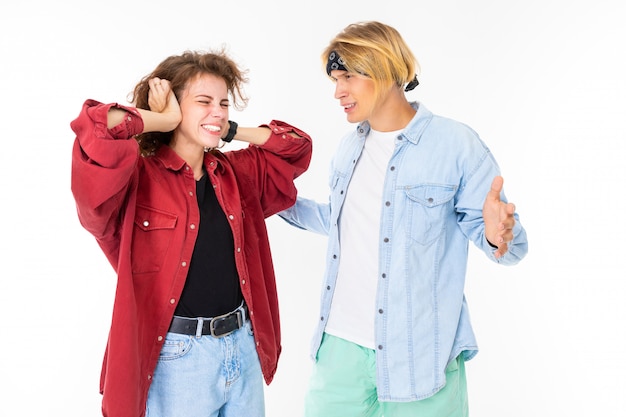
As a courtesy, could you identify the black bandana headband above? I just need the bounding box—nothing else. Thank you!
[326,50,419,91]
[404,75,419,91]
[326,51,347,75]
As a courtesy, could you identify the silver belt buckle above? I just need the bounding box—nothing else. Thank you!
[209,307,243,338]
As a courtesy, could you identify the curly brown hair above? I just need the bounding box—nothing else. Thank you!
[130,48,249,156]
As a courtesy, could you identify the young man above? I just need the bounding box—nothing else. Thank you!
[279,21,528,417]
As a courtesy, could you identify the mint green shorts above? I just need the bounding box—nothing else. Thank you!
[304,333,468,417]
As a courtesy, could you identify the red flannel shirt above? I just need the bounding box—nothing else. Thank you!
[70,100,312,417]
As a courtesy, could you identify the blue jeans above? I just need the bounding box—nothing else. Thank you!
[146,321,265,417]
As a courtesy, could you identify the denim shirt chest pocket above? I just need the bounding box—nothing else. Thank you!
[404,184,457,245]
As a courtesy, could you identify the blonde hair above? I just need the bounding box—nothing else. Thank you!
[321,21,420,101]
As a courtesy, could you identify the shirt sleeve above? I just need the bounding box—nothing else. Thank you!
[455,139,528,265]
[70,99,144,242]
[278,196,331,236]
[258,120,313,175]
[228,120,313,217]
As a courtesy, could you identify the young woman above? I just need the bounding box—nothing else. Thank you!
[279,21,528,417]
[71,49,312,417]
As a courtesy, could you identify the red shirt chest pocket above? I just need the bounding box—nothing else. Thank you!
[132,205,178,274]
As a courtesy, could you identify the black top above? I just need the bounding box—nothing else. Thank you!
[174,173,243,317]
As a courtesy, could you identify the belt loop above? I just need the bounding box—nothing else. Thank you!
[195,317,204,338]
[237,307,244,328]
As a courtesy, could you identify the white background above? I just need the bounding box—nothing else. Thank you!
[1,0,624,415]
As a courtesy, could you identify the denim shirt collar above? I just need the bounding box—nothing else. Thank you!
[355,101,433,146]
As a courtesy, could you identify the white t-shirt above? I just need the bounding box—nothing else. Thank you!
[325,128,400,349]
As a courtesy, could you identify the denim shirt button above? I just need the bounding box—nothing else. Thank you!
[378,345,383,350]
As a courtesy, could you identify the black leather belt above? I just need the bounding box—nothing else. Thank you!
[169,304,248,338]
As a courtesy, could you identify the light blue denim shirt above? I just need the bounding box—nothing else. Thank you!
[279,102,528,401]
